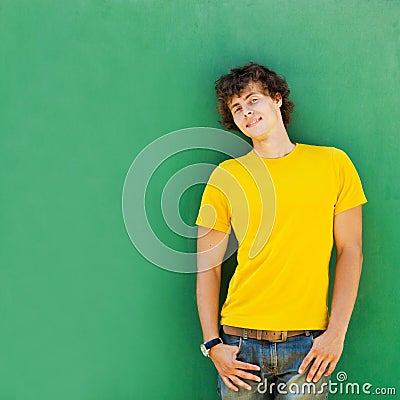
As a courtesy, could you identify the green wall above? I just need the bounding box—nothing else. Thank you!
[1,1,399,399]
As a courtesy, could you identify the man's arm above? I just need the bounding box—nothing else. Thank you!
[197,226,261,392]
[197,226,228,342]
[298,205,364,382]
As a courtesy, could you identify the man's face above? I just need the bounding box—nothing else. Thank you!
[228,81,282,139]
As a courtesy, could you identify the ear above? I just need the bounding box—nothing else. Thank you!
[274,93,282,108]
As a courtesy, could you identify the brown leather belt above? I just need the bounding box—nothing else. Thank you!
[223,325,307,343]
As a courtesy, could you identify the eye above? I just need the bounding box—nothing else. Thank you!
[250,97,258,103]
[233,106,241,114]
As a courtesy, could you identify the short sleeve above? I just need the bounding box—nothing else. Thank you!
[332,148,368,215]
[196,166,231,233]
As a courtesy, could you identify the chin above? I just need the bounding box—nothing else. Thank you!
[245,129,266,139]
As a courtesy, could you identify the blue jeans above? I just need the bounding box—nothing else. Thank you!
[217,328,330,399]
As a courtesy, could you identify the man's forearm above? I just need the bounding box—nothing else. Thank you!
[197,267,221,342]
[327,247,363,337]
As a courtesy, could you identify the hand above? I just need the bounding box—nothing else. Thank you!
[209,343,261,392]
[298,330,345,383]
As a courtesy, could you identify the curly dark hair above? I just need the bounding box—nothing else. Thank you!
[215,62,294,131]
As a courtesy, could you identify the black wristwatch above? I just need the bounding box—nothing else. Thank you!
[200,337,223,357]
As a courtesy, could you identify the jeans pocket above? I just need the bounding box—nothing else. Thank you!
[237,336,243,354]
[220,327,243,355]
[310,329,325,343]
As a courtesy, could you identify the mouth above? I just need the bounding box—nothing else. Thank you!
[246,117,262,128]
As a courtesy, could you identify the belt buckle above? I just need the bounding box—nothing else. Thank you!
[270,331,288,343]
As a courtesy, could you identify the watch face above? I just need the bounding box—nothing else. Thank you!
[200,343,209,357]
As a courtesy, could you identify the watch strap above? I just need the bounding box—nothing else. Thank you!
[204,337,223,350]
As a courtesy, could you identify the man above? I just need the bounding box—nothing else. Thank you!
[196,62,367,399]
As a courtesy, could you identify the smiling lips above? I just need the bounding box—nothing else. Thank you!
[246,117,262,128]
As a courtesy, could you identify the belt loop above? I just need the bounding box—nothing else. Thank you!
[243,328,248,340]
[281,331,287,342]
[256,330,262,340]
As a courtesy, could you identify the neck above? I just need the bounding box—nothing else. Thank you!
[251,127,295,159]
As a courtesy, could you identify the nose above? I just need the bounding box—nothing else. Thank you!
[242,104,253,117]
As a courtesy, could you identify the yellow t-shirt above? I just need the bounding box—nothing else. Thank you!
[196,143,367,330]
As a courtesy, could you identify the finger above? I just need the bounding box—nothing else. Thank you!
[298,351,315,374]
[311,360,330,382]
[234,360,261,371]
[222,376,239,392]
[229,375,252,391]
[235,369,261,382]
[324,361,338,376]
[306,358,323,382]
